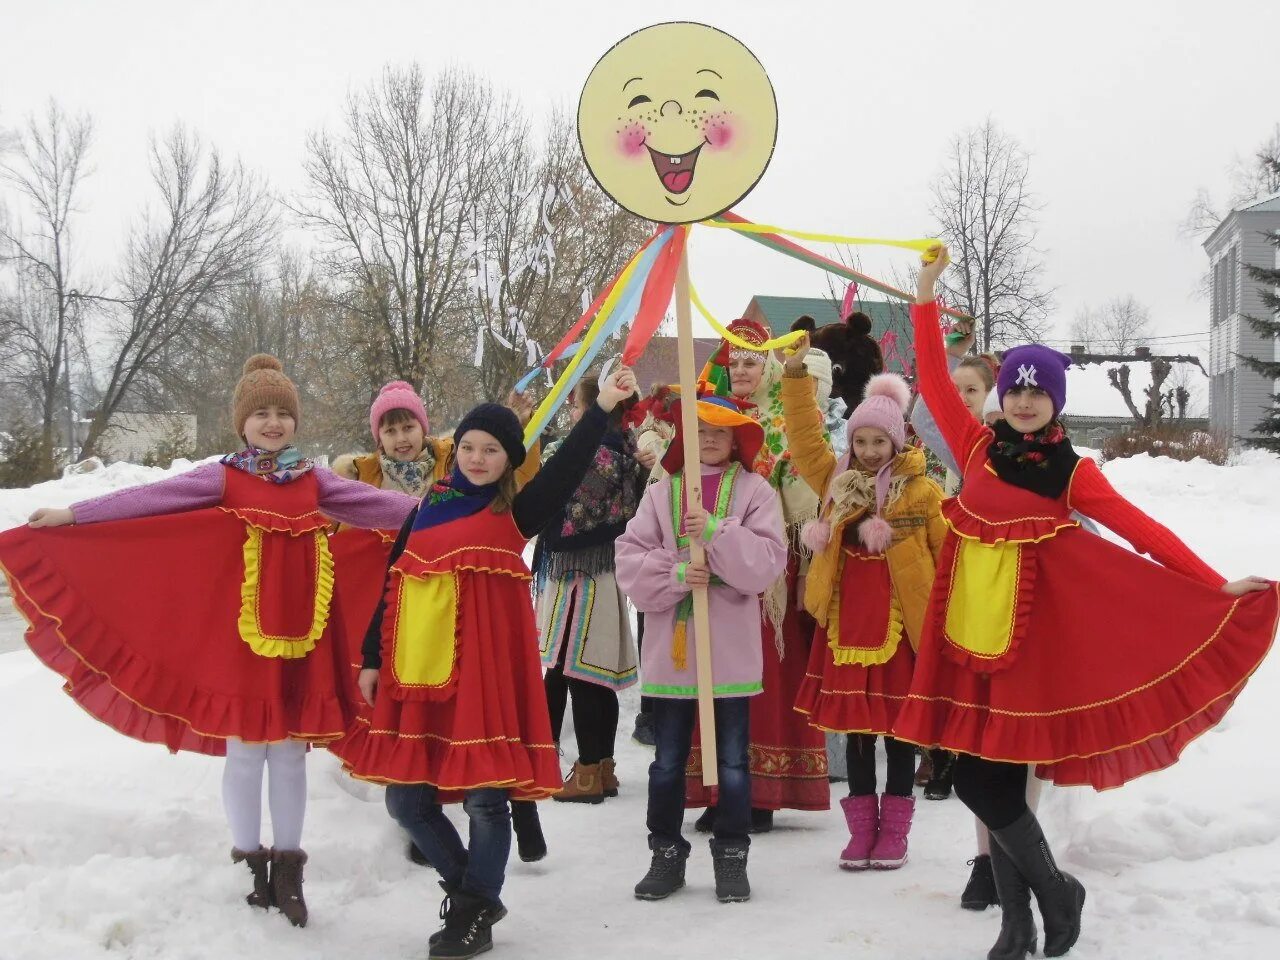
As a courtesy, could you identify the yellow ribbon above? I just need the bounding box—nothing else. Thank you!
[689,282,807,354]
[699,218,942,255]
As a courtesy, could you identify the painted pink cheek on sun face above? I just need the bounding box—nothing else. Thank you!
[702,114,736,150]
[616,123,648,157]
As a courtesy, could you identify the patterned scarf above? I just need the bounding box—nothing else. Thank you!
[410,466,498,534]
[380,449,436,498]
[220,445,313,484]
[988,419,1080,499]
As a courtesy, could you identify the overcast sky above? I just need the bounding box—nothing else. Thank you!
[2,0,1275,357]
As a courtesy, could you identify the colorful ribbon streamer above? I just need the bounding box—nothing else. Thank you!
[620,225,688,365]
[700,217,941,254]
[688,282,806,353]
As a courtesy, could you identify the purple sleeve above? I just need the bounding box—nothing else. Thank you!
[615,484,689,613]
[704,477,788,595]
[71,462,225,524]
[315,468,418,530]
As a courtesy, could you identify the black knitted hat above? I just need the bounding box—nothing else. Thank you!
[453,403,526,469]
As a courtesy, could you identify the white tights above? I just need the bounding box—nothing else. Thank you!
[222,738,307,852]
[975,767,1042,856]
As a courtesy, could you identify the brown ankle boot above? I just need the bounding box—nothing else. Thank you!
[553,761,605,804]
[231,847,273,909]
[270,848,309,927]
[601,758,619,798]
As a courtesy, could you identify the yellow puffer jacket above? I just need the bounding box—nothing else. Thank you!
[780,373,946,649]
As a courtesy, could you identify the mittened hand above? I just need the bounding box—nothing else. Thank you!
[28,507,74,528]
[1222,576,1272,595]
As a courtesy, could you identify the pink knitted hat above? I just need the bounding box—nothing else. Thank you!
[369,381,429,442]
[801,373,912,556]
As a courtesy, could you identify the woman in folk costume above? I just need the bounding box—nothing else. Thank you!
[896,248,1277,960]
[0,355,418,928]
[331,380,548,863]
[331,369,636,960]
[780,349,945,871]
[686,319,831,830]
[616,390,788,903]
[533,374,646,803]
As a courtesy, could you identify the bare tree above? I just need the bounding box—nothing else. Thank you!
[929,119,1053,350]
[1182,123,1280,237]
[1069,295,1152,354]
[292,66,521,411]
[0,101,93,478]
[77,126,276,458]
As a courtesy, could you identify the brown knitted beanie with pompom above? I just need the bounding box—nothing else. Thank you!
[232,354,301,436]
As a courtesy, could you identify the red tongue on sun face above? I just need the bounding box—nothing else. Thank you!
[662,169,694,193]
[648,144,701,195]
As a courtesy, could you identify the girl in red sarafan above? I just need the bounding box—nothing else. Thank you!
[0,355,418,928]
[895,248,1278,960]
[330,369,636,960]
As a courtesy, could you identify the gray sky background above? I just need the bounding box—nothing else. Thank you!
[2,0,1275,357]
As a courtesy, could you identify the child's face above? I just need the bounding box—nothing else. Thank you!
[952,366,988,423]
[569,390,589,425]
[1002,387,1055,434]
[728,354,765,398]
[379,417,425,462]
[698,424,734,466]
[852,427,895,472]
[456,429,510,485]
[243,407,296,452]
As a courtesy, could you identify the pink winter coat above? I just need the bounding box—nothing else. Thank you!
[615,463,787,699]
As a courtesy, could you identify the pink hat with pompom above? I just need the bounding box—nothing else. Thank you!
[369,381,429,442]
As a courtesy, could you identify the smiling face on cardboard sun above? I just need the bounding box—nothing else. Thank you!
[577,22,777,224]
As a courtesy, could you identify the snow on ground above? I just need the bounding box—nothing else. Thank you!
[1,452,1279,959]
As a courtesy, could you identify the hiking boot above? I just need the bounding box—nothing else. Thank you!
[838,794,878,870]
[869,794,915,869]
[962,854,1000,910]
[553,761,604,804]
[709,838,751,903]
[991,811,1085,958]
[231,846,272,910]
[511,800,547,862]
[634,840,689,900]
[430,881,506,947]
[269,848,308,928]
[430,888,497,959]
[601,758,619,798]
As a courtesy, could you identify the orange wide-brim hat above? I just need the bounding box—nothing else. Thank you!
[660,393,765,474]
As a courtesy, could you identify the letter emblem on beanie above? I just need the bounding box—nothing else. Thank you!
[1015,364,1038,387]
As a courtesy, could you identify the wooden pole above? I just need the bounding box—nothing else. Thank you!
[673,236,718,788]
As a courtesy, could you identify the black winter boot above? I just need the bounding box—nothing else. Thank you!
[991,811,1086,958]
[430,881,506,948]
[709,838,751,903]
[634,839,688,900]
[693,806,716,833]
[430,889,497,959]
[961,853,1000,910]
[230,847,273,910]
[985,842,1037,960]
[750,808,774,834]
[511,800,547,862]
[924,750,955,800]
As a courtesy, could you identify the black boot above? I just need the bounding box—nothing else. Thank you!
[749,808,774,834]
[430,888,498,960]
[709,838,751,902]
[407,840,433,867]
[693,806,716,833]
[924,750,955,801]
[632,711,656,747]
[985,843,1037,959]
[991,811,1086,958]
[230,847,273,910]
[430,881,506,948]
[961,853,999,910]
[634,839,688,900]
[511,800,547,862]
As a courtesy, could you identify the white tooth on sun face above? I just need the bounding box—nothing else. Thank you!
[671,157,681,164]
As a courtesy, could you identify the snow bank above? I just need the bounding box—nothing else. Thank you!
[1,452,1278,958]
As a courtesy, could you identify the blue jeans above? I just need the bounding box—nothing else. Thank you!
[384,784,511,902]
[647,697,751,851]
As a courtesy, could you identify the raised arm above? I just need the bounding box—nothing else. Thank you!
[779,334,839,498]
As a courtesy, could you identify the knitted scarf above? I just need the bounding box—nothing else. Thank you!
[380,449,436,498]
[988,419,1080,499]
[410,467,498,533]
[220,445,313,484]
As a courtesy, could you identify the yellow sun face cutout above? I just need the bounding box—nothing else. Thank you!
[578,22,777,225]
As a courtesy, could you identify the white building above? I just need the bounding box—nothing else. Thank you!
[1205,192,1280,444]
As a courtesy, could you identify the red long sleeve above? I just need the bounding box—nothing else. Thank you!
[910,301,988,475]
[1069,459,1226,587]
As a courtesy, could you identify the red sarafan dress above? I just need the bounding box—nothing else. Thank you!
[329,506,563,801]
[0,467,361,756]
[892,302,1280,790]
